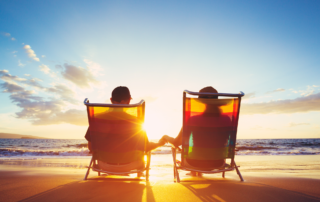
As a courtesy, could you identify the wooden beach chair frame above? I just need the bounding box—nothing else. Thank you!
[172,90,245,182]
[83,98,151,181]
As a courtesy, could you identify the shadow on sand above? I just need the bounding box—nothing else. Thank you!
[178,177,320,202]
[19,177,155,202]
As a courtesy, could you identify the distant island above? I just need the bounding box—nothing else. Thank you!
[0,133,48,139]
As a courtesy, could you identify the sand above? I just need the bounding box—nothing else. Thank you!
[0,155,320,202]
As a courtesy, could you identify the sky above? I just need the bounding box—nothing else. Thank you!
[0,0,319,140]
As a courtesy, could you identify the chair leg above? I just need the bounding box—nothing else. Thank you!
[171,147,177,182]
[176,167,180,183]
[84,157,93,180]
[98,172,100,176]
[222,171,225,178]
[234,161,244,181]
[145,151,151,181]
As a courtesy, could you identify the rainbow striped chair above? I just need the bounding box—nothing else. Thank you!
[172,90,245,182]
[83,98,151,181]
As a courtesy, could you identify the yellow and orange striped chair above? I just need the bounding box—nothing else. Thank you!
[172,90,245,182]
[83,98,150,181]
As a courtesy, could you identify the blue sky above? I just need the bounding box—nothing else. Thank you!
[0,1,320,139]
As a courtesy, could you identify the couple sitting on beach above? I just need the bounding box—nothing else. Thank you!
[85,86,224,174]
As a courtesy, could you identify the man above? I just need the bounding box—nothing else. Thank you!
[85,86,166,172]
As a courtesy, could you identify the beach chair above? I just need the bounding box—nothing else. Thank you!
[172,90,245,182]
[83,98,151,181]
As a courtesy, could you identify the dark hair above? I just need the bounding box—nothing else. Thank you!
[199,86,218,99]
[111,86,131,102]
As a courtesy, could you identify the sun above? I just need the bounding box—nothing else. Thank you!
[142,116,165,140]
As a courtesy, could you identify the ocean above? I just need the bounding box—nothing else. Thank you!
[0,138,319,159]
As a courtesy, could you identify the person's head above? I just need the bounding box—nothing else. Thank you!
[110,86,131,104]
[199,86,220,115]
[199,86,218,99]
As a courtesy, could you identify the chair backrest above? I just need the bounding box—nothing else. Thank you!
[84,99,146,164]
[181,90,244,168]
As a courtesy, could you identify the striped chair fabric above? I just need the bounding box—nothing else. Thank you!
[182,97,240,169]
[87,105,146,164]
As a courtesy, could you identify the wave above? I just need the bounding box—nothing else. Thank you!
[236,146,279,151]
[0,148,91,157]
[1,138,320,158]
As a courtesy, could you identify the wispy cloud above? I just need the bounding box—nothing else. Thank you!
[288,122,310,127]
[61,63,98,88]
[0,70,27,83]
[83,59,103,76]
[242,92,320,114]
[0,70,86,125]
[0,82,25,93]
[39,64,56,78]
[46,84,77,103]
[242,92,255,100]
[39,64,50,74]
[266,88,285,94]
[1,32,16,41]
[23,45,40,62]
[18,60,25,67]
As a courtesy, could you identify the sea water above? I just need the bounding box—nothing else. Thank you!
[0,138,319,159]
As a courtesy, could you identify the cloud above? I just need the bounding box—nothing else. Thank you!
[24,74,30,77]
[39,64,50,74]
[46,84,77,103]
[61,63,98,88]
[23,45,40,62]
[242,92,255,100]
[0,70,27,83]
[0,70,45,90]
[0,70,86,126]
[33,109,87,126]
[2,33,16,41]
[241,92,320,114]
[41,55,46,58]
[298,85,318,97]
[24,78,43,89]
[266,88,285,94]
[0,82,25,93]
[18,60,25,67]
[83,59,103,76]
[13,94,86,126]
[55,65,63,69]
[288,122,310,127]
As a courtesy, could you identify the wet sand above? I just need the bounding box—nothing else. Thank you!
[0,155,319,202]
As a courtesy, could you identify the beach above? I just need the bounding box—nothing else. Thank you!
[0,155,320,202]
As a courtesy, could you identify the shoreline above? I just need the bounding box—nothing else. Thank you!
[0,155,320,201]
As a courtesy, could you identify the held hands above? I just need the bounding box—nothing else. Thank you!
[158,135,176,146]
[158,136,168,146]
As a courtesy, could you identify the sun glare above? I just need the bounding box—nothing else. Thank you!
[143,119,160,140]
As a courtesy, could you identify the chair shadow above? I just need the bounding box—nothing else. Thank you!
[179,177,320,202]
[19,176,156,202]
